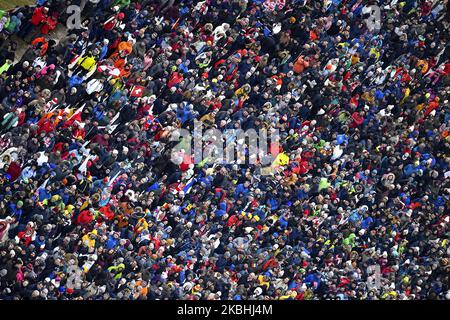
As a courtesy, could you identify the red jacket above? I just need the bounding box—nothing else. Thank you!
[443,63,450,76]
[7,161,22,182]
[17,227,34,246]
[350,112,364,128]
[99,205,115,221]
[37,118,55,134]
[31,7,47,26]
[167,72,183,89]
[77,210,94,225]
[41,15,58,35]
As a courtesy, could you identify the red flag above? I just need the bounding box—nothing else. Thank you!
[62,105,85,128]
[131,85,145,97]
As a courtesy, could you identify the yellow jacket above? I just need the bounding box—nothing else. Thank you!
[82,229,97,249]
[78,55,97,72]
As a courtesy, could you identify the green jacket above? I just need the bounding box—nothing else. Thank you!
[0,61,11,74]
[113,0,131,8]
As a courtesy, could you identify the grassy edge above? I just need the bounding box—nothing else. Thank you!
[0,0,35,11]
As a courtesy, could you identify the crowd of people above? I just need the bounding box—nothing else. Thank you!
[0,0,449,300]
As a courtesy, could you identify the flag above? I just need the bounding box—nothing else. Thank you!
[67,104,85,121]
[63,104,85,128]
[45,98,59,113]
[172,17,181,30]
[131,85,145,97]
[107,170,122,187]
[97,65,121,77]
[183,177,196,195]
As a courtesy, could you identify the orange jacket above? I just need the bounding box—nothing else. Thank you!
[293,56,309,74]
[109,52,126,69]
[31,37,49,56]
[117,41,133,55]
